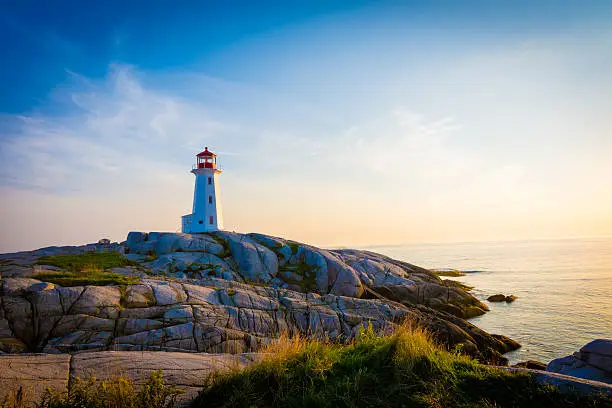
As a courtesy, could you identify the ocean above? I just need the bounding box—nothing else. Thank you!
[364,237,612,365]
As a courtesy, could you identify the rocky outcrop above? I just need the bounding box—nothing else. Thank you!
[547,339,612,384]
[0,231,514,364]
[0,276,517,364]
[121,232,488,319]
[1,232,487,319]
[487,294,517,303]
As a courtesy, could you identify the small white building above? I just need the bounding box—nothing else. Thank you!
[181,147,224,233]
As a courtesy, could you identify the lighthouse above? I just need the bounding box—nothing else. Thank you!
[181,147,224,233]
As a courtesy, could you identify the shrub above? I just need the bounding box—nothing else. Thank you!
[194,323,612,408]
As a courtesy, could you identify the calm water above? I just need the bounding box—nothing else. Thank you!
[363,237,612,365]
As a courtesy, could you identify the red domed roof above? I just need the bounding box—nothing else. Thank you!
[196,147,216,157]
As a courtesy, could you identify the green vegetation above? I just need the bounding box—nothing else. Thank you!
[2,370,182,408]
[287,241,299,255]
[209,234,231,258]
[255,239,283,252]
[36,252,136,271]
[279,261,319,292]
[194,324,612,408]
[33,268,139,287]
[33,252,139,286]
[443,279,474,292]
[432,269,466,277]
[144,250,158,262]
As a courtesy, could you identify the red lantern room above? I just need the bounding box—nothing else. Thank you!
[196,147,217,169]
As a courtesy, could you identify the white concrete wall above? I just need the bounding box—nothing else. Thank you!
[182,168,223,233]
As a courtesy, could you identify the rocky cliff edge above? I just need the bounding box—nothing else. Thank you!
[0,231,518,365]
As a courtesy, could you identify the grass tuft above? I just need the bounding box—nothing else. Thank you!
[36,252,136,271]
[194,323,612,408]
[33,252,139,286]
[33,266,139,287]
[2,371,182,408]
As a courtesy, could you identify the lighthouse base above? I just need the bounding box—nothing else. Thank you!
[181,213,221,233]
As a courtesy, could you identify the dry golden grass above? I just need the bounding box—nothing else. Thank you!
[1,371,182,408]
[194,321,612,408]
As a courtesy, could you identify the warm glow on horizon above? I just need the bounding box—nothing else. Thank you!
[1,2,612,252]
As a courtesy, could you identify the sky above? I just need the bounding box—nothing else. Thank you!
[1,1,612,252]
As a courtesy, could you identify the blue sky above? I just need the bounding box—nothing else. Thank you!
[1,1,612,251]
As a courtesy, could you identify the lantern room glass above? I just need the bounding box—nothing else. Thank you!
[197,155,216,169]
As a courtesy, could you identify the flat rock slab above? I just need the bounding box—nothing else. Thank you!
[0,351,260,406]
[71,351,260,404]
[0,354,70,403]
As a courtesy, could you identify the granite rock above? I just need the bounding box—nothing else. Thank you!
[0,232,519,364]
[547,339,612,384]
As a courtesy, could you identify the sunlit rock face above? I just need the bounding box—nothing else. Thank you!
[123,231,487,315]
[0,231,510,364]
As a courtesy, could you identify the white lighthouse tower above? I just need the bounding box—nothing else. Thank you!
[181,147,224,233]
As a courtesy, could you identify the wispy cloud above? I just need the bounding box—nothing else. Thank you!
[1,65,229,194]
[0,63,527,205]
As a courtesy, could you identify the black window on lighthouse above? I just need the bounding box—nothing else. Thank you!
[208,195,213,204]
[208,177,212,185]
[209,216,214,224]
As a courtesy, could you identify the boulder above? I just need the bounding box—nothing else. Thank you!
[580,339,612,355]
[70,286,121,319]
[147,280,188,306]
[547,339,612,384]
[1,279,65,350]
[487,294,506,302]
[487,294,517,303]
[184,284,220,305]
[513,360,547,370]
[124,285,156,308]
[175,234,225,256]
[215,232,279,282]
